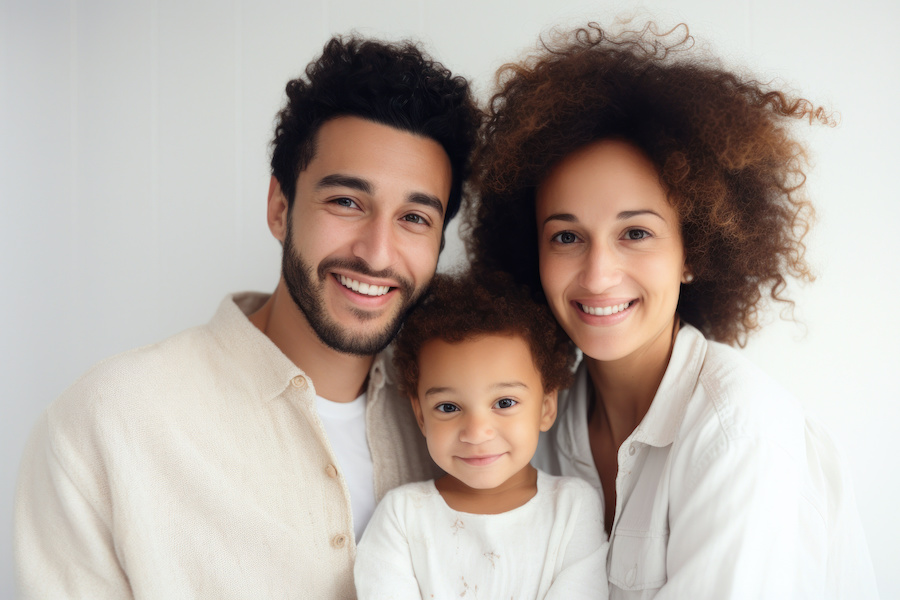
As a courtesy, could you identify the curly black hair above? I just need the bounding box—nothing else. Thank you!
[271,35,481,228]
[468,23,829,345]
[393,271,576,397]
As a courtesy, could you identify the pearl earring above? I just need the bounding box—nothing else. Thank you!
[683,273,694,283]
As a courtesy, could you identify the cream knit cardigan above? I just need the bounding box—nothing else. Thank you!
[15,293,437,599]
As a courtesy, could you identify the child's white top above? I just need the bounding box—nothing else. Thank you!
[354,469,609,600]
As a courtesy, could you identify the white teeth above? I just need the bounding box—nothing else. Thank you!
[339,275,390,297]
[580,301,632,316]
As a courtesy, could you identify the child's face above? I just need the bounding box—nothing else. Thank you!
[410,334,557,490]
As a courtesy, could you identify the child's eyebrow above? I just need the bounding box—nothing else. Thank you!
[422,381,530,397]
[490,381,530,391]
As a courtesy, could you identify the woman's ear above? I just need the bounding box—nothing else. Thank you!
[409,395,426,435]
[540,389,558,432]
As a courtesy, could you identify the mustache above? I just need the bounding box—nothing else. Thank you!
[317,257,414,296]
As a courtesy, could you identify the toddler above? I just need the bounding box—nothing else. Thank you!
[354,272,609,599]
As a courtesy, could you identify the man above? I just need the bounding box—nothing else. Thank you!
[15,36,479,599]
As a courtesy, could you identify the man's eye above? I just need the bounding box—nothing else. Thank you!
[551,231,578,244]
[625,229,650,240]
[333,197,357,208]
[494,398,517,409]
[436,403,459,413]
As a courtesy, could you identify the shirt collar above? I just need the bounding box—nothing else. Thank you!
[629,323,708,448]
[206,293,390,403]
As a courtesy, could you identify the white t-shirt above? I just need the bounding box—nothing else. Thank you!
[354,470,609,599]
[315,393,375,541]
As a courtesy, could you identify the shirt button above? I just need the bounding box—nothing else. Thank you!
[626,564,637,587]
[628,444,636,456]
[325,464,338,478]
[332,534,347,549]
[291,376,308,389]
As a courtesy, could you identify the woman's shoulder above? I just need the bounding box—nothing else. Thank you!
[675,327,807,460]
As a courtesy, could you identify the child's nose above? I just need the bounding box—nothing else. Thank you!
[459,412,495,444]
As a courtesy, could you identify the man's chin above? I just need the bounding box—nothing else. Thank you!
[311,317,403,357]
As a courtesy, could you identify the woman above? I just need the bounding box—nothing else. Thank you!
[468,23,877,598]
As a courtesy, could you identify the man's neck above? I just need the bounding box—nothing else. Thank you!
[248,279,374,402]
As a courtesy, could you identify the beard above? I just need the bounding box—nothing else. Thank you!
[281,219,426,356]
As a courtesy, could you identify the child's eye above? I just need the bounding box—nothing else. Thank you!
[494,398,518,409]
[436,403,459,413]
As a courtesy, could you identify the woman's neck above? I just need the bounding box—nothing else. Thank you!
[586,317,680,449]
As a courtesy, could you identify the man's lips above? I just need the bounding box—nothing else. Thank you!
[335,273,395,297]
[457,454,504,466]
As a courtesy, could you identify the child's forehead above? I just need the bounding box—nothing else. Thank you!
[416,333,543,382]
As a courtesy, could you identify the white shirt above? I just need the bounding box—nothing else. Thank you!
[534,323,878,599]
[316,392,376,541]
[354,470,609,599]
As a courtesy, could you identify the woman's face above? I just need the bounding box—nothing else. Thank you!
[536,139,687,363]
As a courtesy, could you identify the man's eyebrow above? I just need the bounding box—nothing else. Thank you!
[315,174,373,194]
[408,192,445,219]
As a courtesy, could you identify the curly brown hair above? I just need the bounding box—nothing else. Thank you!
[467,23,830,346]
[271,35,480,228]
[393,271,575,398]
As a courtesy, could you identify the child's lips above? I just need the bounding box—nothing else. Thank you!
[457,454,504,466]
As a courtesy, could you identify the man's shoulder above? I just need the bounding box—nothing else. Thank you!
[47,322,221,431]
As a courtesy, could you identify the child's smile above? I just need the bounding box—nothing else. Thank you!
[411,334,557,497]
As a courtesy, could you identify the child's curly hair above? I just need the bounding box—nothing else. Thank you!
[467,23,830,346]
[393,271,576,397]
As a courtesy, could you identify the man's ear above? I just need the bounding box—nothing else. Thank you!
[409,395,426,435]
[539,389,558,432]
[267,175,289,243]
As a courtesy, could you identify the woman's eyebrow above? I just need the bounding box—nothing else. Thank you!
[542,213,578,227]
[617,209,664,221]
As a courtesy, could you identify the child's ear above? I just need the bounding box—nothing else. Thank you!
[409,395,426,434]
[539,389,558,432]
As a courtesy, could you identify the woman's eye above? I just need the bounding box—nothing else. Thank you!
[625,229,650,241]
[402,213,427,225]
[551,231,579,244]
[436,403,459,413]
[494,398,518,409]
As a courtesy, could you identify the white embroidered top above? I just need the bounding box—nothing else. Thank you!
[354,470,609,599]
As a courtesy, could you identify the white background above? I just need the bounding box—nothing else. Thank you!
[2,0,898,597]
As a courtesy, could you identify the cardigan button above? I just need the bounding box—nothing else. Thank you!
[325,464,338,478]
[332,534,347,549]
[291,376,308,389]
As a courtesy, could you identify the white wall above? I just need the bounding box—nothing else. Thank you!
[2,0,898,596]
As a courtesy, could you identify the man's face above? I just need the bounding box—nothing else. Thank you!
[281,116,452,356]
